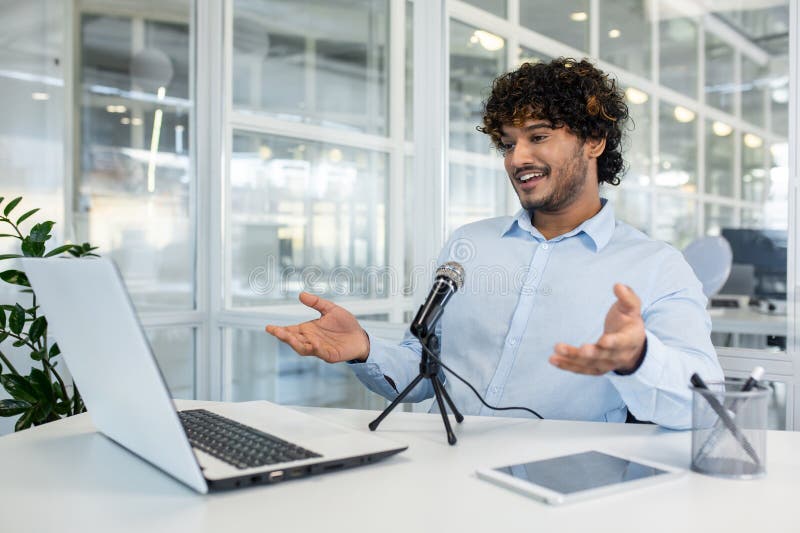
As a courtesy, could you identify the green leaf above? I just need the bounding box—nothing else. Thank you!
[0,307,5,329]
[0,332,8,343]
[0,254,22,261]
[0,399,31,417]
[0,196,4,205]
[16,208,40,225]
[28,316,46,343]
[12,339,27,347]
[21,237,45,257]
[3,197,22,217]
[0,269,30,287]
[28,221,54,243]
[0,374,38,403]
[54,401,70,415]
[9,304,25,334]
[44,244,76,258]
[30,349,44,361]
[14,408,35,431]
[49,343,61,358]
[29,368,55,405]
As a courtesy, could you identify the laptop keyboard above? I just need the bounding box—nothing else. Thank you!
[179,409,322,470]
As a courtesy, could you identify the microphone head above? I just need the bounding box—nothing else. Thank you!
[437,261,465,291]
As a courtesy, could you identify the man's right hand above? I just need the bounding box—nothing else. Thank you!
[265,292,370,364]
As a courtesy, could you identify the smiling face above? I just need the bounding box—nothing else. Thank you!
[500,120,599,213]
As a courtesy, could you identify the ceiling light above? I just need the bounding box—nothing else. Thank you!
[743,133,763,149]
[673,106,695,123]
[131,117,143,126]
[120,117,131,125]
[472,30,504,52]
[259,145,272,160]
[157,86,166,100]
[328,148,343,162]
[608,29,621,39]
[711,121,732,136]
[570,11,588,22]
[31,92,49,101]
[625,87,648,105]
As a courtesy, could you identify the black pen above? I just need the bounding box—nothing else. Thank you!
[739,366,765,393]
[690,373,761,466]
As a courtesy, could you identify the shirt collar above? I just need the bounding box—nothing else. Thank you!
[500,198,616,252]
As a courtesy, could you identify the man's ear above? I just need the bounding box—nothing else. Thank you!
[585,137,606,159]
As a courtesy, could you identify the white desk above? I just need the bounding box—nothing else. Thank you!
[1,400,798,533]
[709,307,787,337]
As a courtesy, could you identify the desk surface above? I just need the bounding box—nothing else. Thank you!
[1,400,798,533]
[709,307,787,336]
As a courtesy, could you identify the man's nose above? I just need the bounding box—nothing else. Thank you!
[510,140,535,168]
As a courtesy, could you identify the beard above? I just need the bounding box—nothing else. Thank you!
[517,143,589,213]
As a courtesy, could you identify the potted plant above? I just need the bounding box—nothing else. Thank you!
[0,196,98,431]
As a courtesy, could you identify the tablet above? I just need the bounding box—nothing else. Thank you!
[476,450,684,505]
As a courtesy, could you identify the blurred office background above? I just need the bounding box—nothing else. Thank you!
[1,0,797,433]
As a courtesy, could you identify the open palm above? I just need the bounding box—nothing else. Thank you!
[265,292,369,363]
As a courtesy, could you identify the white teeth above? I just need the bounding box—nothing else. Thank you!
[519,172,545,182]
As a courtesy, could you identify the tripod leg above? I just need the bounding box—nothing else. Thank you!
[369,373,425,431]
[431,378,457,445]
[434,376,464,423]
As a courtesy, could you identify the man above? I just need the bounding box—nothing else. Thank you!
[266,58,723,429]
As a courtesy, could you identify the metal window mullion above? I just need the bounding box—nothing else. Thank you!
[649,3,659,238]
[788,0,799,431]
[412,0,447,307]
[589,0,599,59]
[388,0,406,323]
[697,26,706,237]
[195,0,227,401]
[64,1,77,244]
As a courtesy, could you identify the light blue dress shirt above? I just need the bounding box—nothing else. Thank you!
[348,200,723,429]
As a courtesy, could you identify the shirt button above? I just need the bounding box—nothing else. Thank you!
[491,386,501,394]
[509,338,517,346]
[541,243,549,250]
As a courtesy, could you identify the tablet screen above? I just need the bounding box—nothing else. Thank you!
[495,451,669,495]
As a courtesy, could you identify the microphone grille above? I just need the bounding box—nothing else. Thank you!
[437,261,465,290]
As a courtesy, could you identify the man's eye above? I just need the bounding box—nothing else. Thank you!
[500,142,514,152]
[531,135,547,142]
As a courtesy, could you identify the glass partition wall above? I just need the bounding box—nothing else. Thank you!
[0,0,796,432]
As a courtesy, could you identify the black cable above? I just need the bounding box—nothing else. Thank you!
[419,343,543,419]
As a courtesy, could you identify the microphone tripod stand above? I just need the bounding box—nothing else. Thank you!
[368,332,464,445]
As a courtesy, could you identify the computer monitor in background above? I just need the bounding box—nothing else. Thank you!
[720,228,787,300]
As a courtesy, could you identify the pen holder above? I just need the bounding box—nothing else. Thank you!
[690,380,768,479]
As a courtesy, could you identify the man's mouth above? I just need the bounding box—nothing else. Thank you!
[516,170,548,189]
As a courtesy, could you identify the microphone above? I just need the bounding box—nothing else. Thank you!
[410,261,465,339]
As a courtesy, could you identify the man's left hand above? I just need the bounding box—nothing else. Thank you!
[549,283,646,375]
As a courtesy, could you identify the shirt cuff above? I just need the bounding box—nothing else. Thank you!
[344,336,400,395]
[608,330,666,387]
[614,336,648,376]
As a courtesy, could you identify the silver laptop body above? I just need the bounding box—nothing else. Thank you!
[22,257,406,494]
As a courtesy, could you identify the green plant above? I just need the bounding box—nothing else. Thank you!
[0,196,98,431]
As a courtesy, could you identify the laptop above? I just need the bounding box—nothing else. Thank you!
[22,257,407,494]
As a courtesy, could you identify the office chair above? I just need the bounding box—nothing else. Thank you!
[682,236,733,298]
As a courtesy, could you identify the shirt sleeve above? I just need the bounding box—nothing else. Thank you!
[346,328,437,403]
[346,232,459,403]
[606,249,724,430]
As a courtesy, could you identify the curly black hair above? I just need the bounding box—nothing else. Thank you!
[478,57,630,186]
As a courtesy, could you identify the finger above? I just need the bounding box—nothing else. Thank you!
[613,283,641,315]
[270,327,314,355]
[553,343,579,356]
[298,292,337,315]
[549,355,606,376]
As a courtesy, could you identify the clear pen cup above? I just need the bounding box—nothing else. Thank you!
[690,380,769,479]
